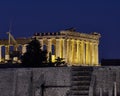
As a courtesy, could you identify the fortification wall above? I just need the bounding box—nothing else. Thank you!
[93,66,120,96]
[1,66,120,96]
[0,67,71,96]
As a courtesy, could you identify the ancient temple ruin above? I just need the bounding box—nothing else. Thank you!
[0,29,101,66]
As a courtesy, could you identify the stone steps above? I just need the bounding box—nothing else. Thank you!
[71,86,89,90]
[72,82,90,86]
[72,72,91,76]
[70,66,93,96]
[72,81,90,85]
[71,90,89,95]
[71,95,88,96]
[72,67,93,71]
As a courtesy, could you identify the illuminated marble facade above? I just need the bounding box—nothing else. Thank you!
[33,30,101,66]
[0,29,100,66]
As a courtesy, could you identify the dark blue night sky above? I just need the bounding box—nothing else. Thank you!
[0,0,120,61]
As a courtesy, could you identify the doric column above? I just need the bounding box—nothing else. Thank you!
[89,42,91,65]
[89,42,92,65]
[94,43,99,65]
[88,42,91,65]
[66,39,70,63]
[69,40,72,63]
[0,46,2,62]
[59,39,62,58]
[47,39,52,53]
[86,41,92,65]
[5,45,10,60]
[62,39,67,62]
[39,39,44,50]
[22,44,27,54]
[81,40,85,65]
[85,42,89,65]
[56,39,60,58]
[76,40,80,64]
[55,39,62,58]
[47,39,52,61]
[89,43,92,65]
[79,41,82,64]
[91,43,95,65]
[71,39,75,63]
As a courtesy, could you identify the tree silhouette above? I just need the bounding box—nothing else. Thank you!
[10,51,21,63]
[21,38,47,67]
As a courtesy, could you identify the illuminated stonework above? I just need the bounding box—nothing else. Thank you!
[0,29,101,66]
[33,29,101,66]
[0,38,31,62]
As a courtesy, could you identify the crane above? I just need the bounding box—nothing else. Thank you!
[7,32,18,51]
[6,32,21,63]
[7,19,18,51]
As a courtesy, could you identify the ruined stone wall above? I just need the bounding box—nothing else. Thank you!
[0,67,71,96]
[93,66,120,96]
[1,66,120,96]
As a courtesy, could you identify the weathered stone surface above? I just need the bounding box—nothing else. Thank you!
[0,69,15,96]
[0,66,120,96]
[93,66,120,96]
[0,67,71,96]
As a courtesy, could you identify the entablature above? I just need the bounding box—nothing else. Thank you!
[33,30,101,41]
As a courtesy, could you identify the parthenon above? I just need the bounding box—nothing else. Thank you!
[0,29,101,66]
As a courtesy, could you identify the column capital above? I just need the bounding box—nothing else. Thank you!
[93,42,98,45]
[89,42,93,45]
[39,39,43,41]
[67,39,70,41]
[81,40,85,43]
[76,40,80,43]
[71,39,75,41]
[56,38,60,41]
[85,41,90,44]
[48,38,52,41]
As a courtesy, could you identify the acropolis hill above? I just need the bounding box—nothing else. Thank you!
[0,29,118,96]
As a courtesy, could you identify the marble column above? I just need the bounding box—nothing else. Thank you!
[76,40,80,64]
[55,39,60,58]
[88,42,91,65]
[67,39,70,63]
[89,43,92,65]
[63,39,67,62]
[47,39,52,53]
[81,41,85,65]
[94,43,99,65]
[79,41,82,64]
[39,39,44,50]
[47,39,52,61]
[60,39,63,58]
[5,45,10,60]
[69,40,72,63]
[22,44,27,54]
[56,39,62,58]
[94,43,98,65]
[71,39,75,63]
[91,43,95,65]
[85,42,89,65]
